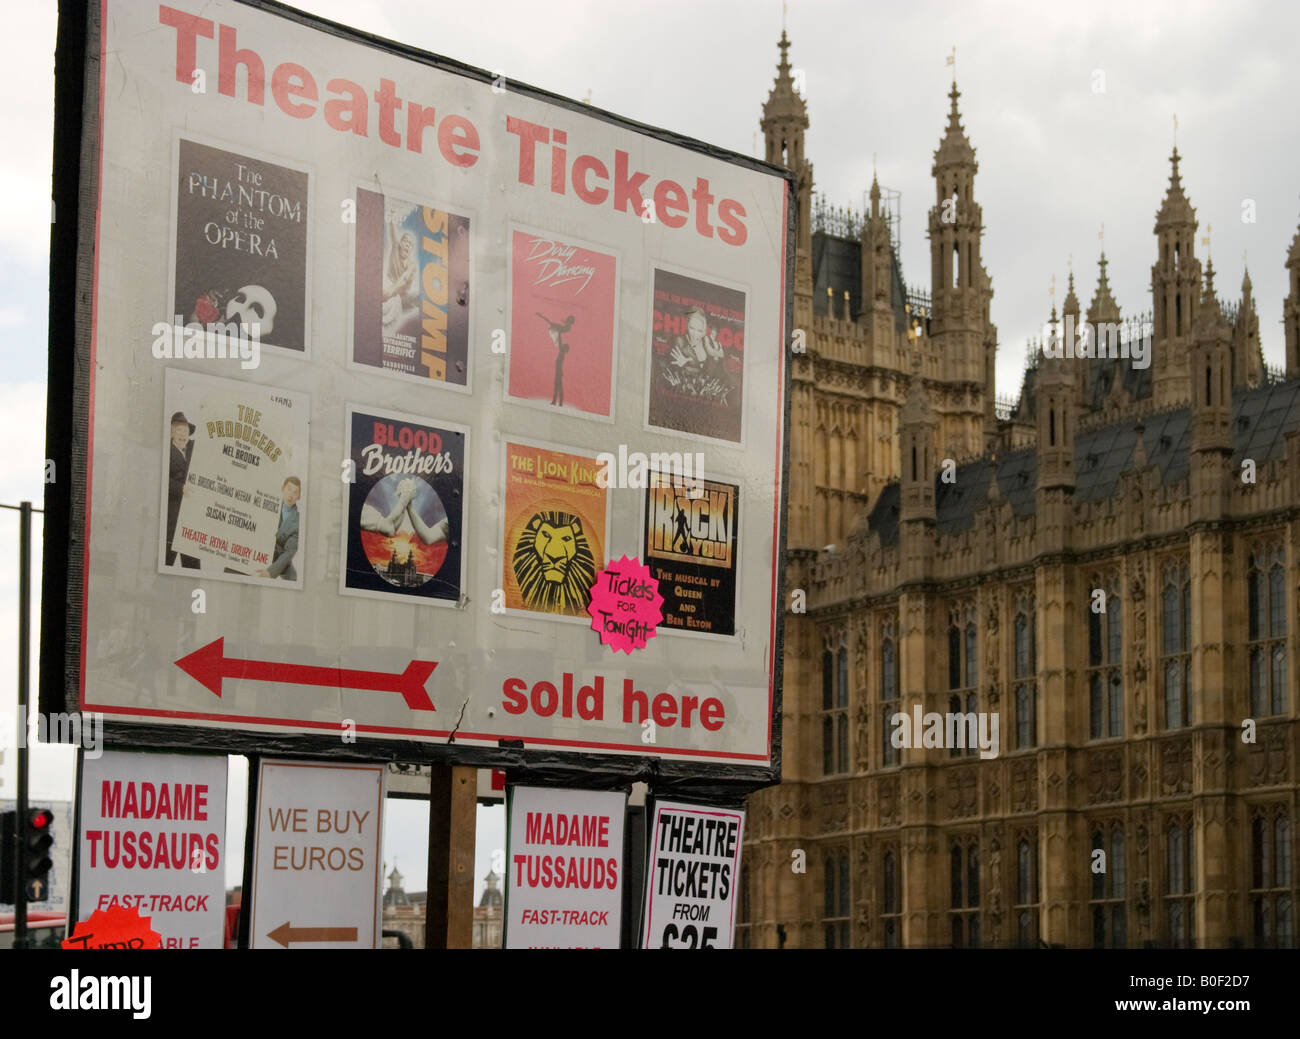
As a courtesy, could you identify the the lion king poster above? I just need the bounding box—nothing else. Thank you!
[501,440,608,620]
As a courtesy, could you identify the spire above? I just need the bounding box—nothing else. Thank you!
[1241,262,1252,295]
[1087,252,1121,325]
[1063,267,1080,320]
[764,30,807,123]
[1155,147,1196,230]
[934,80,976,168]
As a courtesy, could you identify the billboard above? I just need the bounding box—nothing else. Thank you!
[44,0,792,780]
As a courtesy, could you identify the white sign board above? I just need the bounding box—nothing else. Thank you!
[249,759,384,949]
[61,0,788,771]
[641,800,744,949]
[76,751,227,949]
[505,786,624,949]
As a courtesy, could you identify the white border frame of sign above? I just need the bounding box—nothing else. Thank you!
[41,0,794,796]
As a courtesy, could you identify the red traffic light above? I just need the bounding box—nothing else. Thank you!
[29,810,52,830]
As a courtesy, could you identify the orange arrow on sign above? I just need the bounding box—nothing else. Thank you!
[267,922,359,947]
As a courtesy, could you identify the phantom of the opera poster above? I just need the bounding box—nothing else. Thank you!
[159,369,309,589]
[172,137,310,355]
[340,405,466,605]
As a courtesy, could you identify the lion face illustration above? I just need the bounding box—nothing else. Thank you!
[512,511,596,614]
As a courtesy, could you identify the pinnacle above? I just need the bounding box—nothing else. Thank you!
[1088,251,1121,325]
[1155,146,1195,229]
[933,80,975,169]
[763,29,808,123]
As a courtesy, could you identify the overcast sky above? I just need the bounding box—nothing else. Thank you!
[2,0,1299,904]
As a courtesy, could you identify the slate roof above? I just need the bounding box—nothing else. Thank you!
[865,379,1300,547]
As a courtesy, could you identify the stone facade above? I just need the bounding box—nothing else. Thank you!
[740,33,1300,949]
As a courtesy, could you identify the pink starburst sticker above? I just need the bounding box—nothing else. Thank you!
[587,555,664,654]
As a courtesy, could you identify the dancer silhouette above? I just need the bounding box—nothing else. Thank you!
[538,313,575,406]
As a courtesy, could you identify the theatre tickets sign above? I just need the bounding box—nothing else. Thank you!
[44,0,791,777]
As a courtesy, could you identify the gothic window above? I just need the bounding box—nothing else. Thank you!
[880,619,900,768]
[947,605,978,757]
[1161,561,1192,729]
[1013,596,1036,750]
[1250,807,1295,948]
[1248,546,1288,717]
[949,838,980,947]
[1090,826,1127,948]
[1014,834,1039,947]
[882,847,901,948]
[1164,817,1196,948]
[822,643,850,775]
[1088,578,1123,739]
[823,852,851,949]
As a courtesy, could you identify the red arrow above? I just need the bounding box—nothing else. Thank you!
[267,922,358,947]
[175,638,437,711]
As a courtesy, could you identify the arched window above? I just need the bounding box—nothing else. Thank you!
[1015,836,1039,947]
[1090,826,1127,947]
[882,848,901,948]
[1251,809,1296,948]
[1248,549,1287,717]
[949,839,979,947]
[1162,562,1191,729]
[880,624,899,767]
[1013,600,1036,749]
[1165,819,1195,948]
[1088,581,1123,739]
[823,644,850,775]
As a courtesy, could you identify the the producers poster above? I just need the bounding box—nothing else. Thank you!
[505,786,625,949]
[644,471,739,637]
[501,439,608,620]
[646,268,747,444]
[160,369,309,587]
[341,405,466,604]
[641,800,744,950]
[172,137,309,354]
[507,229,618,419]
[352,187,471,386]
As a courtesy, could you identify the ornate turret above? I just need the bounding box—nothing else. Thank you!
[761,31,814,320]
[1150,148,1202,406]
[927,79,996,458]
[1189,259,1233,520]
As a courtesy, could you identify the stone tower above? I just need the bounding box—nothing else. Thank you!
[927,80,996,456]
[1150,148,1202,406]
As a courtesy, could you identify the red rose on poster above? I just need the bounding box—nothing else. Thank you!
[192,293,220,324]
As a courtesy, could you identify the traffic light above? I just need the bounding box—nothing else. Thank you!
[0,810,14,899]
[23,809,54,892]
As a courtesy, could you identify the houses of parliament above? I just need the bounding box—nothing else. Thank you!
[739,33,1300,948]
